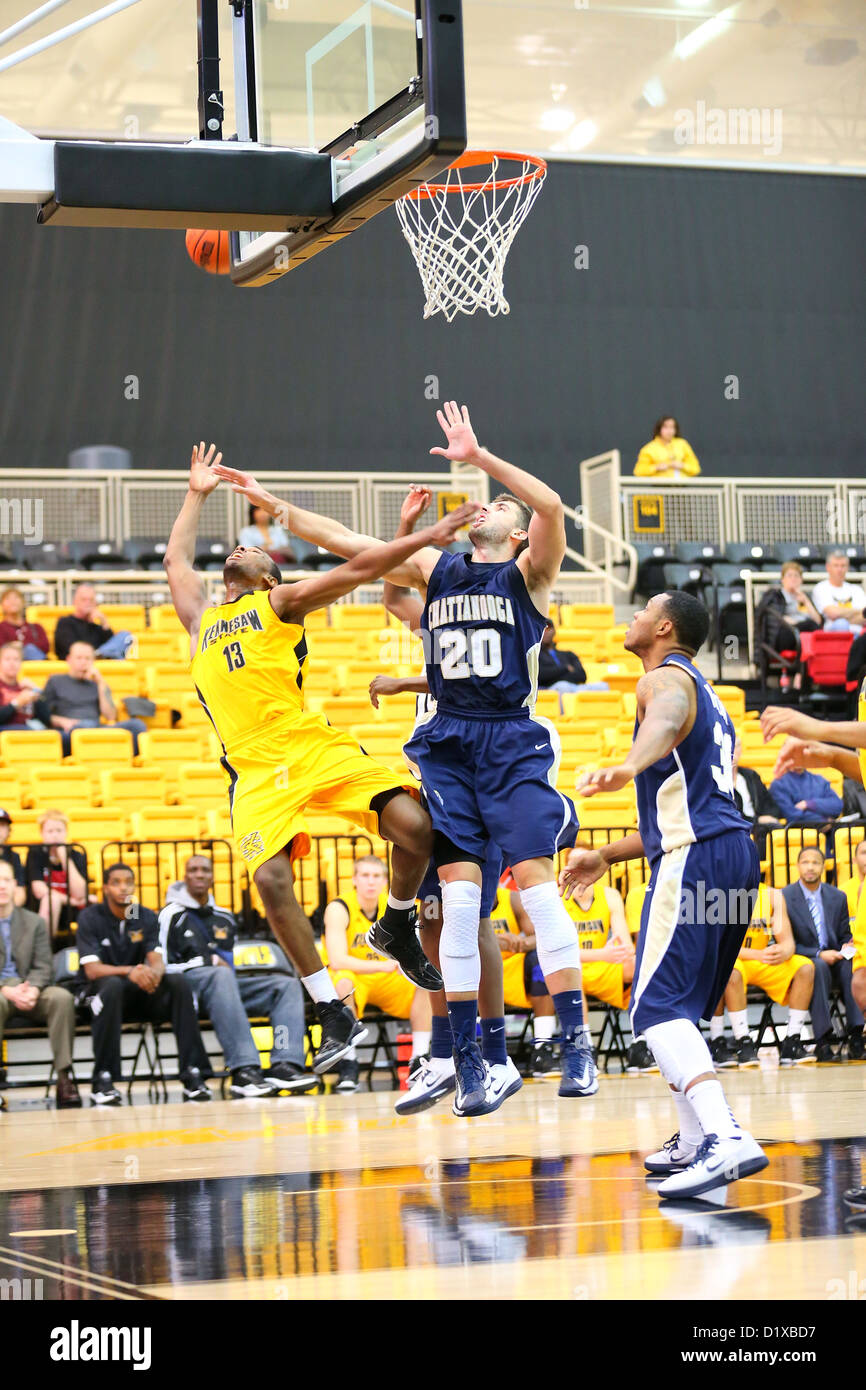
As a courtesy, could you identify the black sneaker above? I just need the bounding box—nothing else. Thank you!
[365,912,443,991]
[814,1034,839,1064]
[265,1062,318,1094]
[180,1067,212,1103]
[626,1040,658,1073]
[709,1036,738,1069]
[229,1065,273,1098]
[335,1058,360,1093]
[735,1036,759,1068]
[314,1000,368,1074]
[844,1186,866,1211]
[90,1071,122,1106]
[531,1041,556,1076]
[780,1035,813,1066]
[848,1029,866,1062]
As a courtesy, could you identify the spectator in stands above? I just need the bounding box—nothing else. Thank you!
[0,810,27,908]
[41,641,147,754]
[159,855,316,1098]
[732,738,784,839]
[770,765,843,829]
[0,588,49,660]
[719,883,815,1067]
[538,621,609,695]
[0,860,80,1110]
[77,862,211,1105]
[27,809,91,937]
[811,551,866,636]
[782,847,864,1062]
[754,562,823,692]
[633,416,700,480]
[324,856,432,1093]
[238,505,297,565]
[0,641,49,730]
[53,584,133,661]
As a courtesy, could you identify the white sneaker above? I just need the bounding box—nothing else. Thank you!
[485,1057,523,1113]
[394,1060,456,1116]
[657,1132,768,1200]
[644,1131,699,1175]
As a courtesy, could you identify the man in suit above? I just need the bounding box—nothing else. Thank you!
[0,859,80,1108]
[782,846,864,1061]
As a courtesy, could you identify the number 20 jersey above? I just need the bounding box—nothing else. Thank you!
[634,653,750,865]
[421,552,547,715]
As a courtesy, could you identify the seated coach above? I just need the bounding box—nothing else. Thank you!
[159,855,316,1098]
[782,847,864,1062]
[77,863,211,1105]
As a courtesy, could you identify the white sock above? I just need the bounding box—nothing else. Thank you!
[428,1054,455,1076]
[672,1088,704,1147]
[533,1015,556,1042]
[440,881,482,994]
[787,1009,808,1037]
[302,967,338,1005]
[686,1078,741,1140]
[729,1009,749,1041]
[519,881,582,977]
[412,1030,431,1058]
[709,1015,725,1040]
[388,892,416,912]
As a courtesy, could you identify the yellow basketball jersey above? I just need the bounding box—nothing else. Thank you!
[859,677,866,788]
[742,883,776,951]
[564,881,610,950]
[190,589,308,756]
[337,887,389,963]
[489,884,520,936]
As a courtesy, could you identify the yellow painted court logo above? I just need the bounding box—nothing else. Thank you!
[238,831,265,862]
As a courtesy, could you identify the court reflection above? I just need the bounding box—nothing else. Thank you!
[0,1135,863,1294]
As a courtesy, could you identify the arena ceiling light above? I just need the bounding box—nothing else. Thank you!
[566,119,598,151]
[539,106,576,133]
[675,5,738,61]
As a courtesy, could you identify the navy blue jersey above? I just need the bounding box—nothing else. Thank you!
[422,552,546,715]
[635,654,750,864]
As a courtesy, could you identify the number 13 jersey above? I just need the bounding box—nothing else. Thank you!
[634,653,749,865]
[421,552,546,715]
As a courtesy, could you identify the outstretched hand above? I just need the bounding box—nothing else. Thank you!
[559,848,607,900]
[401,485,433,528]
[772,735,836,779]
[760,706,822,743]
[426,501,481,545]
[575,764,636,797]
[211,462,277,514]
[429,400,481,464]
[189,442,223,495]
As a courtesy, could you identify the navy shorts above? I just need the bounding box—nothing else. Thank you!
[417,839,503,919]
[404,709,578,867]
[631,830,760,1034]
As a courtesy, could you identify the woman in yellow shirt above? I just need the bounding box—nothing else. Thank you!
[634,415,701,480]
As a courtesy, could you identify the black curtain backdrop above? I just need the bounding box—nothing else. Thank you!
[1,161,864,501]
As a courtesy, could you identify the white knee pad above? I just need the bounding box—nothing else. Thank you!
[440,880,482,994]
[644,1019,714,1092]
[519,882,582,978]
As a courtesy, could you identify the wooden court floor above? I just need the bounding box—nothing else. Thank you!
[1,1067,864,1301]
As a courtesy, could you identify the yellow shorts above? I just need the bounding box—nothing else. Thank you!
[503,952,531,1010]
[732,954,811,1005]
[225,711,415,870]
[851,949,865,975]
[331,968,416,1020]
[582,959,630,1011]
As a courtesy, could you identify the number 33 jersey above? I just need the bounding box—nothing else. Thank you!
[421,552,546,714]
[634,653,750,865]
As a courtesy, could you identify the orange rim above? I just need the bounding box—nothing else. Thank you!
[406,150,547,201]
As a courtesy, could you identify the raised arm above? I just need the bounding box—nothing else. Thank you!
[773,736,862,784]
[576,665,695,797]
[212,465,441,593]
[163,443,220,645]
[383,486,432,630]
[270,503,479,623]
[430,400,565,605]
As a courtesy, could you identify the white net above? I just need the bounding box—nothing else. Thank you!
[395,152,547,321]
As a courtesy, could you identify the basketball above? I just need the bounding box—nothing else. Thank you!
[185,227,231,275]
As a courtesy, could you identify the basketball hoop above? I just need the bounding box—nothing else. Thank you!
[395,151,547,322]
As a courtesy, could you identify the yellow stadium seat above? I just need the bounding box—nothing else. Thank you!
[712,684,746,723]
[129,806,204,841]
[137,729,206,769]
[0,775,23,810]
[100,768,167,810]
[25,606,71,643]
[625,881,649,934]
[766,827,823,887]
[177,765,230,812]
[10,811,47,845]
[178,694,212,732]
[27,765,94,808]
[534,690,560,718]
[101,605,147,632]
[561,690,624,723]
[304,633,356,662]
[603,626,630,660]
[143,665,193,706]
[147,604,186,633]
[0,729,63,768]
[598,660,643,695]
[321,697,384,729]
[132,631,189,664]
[559,604,615,630]
[205,808,234,841]
[331,604,387,630]
[303,609,329,630]
[94,662,144,703]
[20,660,67,684]
[69,727,135,773]
[65,806,129,848]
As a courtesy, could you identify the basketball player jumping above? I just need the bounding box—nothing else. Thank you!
[214,403,590,1116]
[560,591,768,1199]
[164,443,477,1073]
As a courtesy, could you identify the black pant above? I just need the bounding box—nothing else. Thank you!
[775,618,820,653]
[90,974,209,1082]
[846,630,866,685]
[810,956,865,1041]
